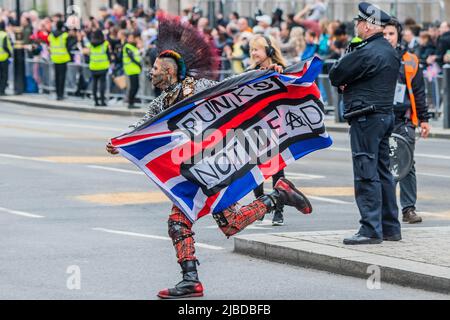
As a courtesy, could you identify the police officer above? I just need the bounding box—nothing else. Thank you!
[383,18,430,224]
[48,21,71,100]
[86,29,111,106]
[0,21,12,96]
[329,2,401,244]
[122,32,142,109]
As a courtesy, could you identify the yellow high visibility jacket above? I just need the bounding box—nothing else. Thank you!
[122,43,141,76]
[0,31,13,62]
[48,32,71,64]
[88,41,110,71]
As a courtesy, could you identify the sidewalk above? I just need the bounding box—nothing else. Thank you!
[1,94,450,139]
[234,227,450,294]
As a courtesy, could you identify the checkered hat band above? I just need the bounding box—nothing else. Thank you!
[358,12,385,26]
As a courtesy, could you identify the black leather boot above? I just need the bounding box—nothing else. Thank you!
[157,260,204,299]
[264,178,313,214]
[99,96,107,106]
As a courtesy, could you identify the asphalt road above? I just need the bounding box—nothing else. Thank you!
[1,103,449,300]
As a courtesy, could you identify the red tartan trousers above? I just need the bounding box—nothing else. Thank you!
[168,200,268,263]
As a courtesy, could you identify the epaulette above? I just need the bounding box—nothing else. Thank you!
[182,76,196,98]
[354,39,369,49]
[345,39,369,54]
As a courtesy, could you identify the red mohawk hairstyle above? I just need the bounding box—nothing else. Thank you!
[156,15,220,80]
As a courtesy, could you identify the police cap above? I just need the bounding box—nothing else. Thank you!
[354,2,391,27]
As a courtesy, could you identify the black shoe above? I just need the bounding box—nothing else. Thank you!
[383,234,402,241]
[402,208,422,224]
[157,260,204,299]
[128,104,140,109]
[56,96,64,101]
[343,233,383,245]
[272,178,312,214]
[272,210,284,226]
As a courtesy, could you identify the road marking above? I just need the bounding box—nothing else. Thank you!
[417,211,450,220]
[88,165,144,175]
[0,206,45,218]
[0,153,56,163]
[204,223,273,230]
[302,187,354,197]
[285,172,325,180]
[38,156,128,164]
[329,146,450,161]
[257,219,274,226]
[417,172,450,179]
[328,147,349,152]
[306,195,354,205]
[92,227,224,250]
[75,192,169,205]
[242,225,274,230]
[415,153,450,160]
[0,124,109,140]
[0,153,128,164]
[0,117,120,132]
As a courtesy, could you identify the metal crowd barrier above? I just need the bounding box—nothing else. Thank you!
[22,57,156,104]
[5,57,448,123]
[20,57,237,103]
[7,60,14,85]
[424,74,444,119]
[443,65,450,129]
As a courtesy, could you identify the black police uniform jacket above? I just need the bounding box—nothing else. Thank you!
[329,33,400,114]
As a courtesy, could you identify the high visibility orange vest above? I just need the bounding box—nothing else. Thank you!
[402,52,419,126]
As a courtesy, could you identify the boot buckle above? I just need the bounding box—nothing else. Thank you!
[212,212,229,227]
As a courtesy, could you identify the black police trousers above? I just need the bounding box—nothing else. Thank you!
[0,60,9,95]
[128,74,139,106]
[54,63,67,99]
[92,70,107,104]
[350,112,400,239]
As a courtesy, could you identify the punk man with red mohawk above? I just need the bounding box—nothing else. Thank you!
[106,16,312,299]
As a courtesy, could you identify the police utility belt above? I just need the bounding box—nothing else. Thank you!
[343,105,376,121]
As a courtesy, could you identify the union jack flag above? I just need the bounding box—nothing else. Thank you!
[111,57,333,222]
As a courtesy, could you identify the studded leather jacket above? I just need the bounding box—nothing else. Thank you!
[129,76,218,130]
